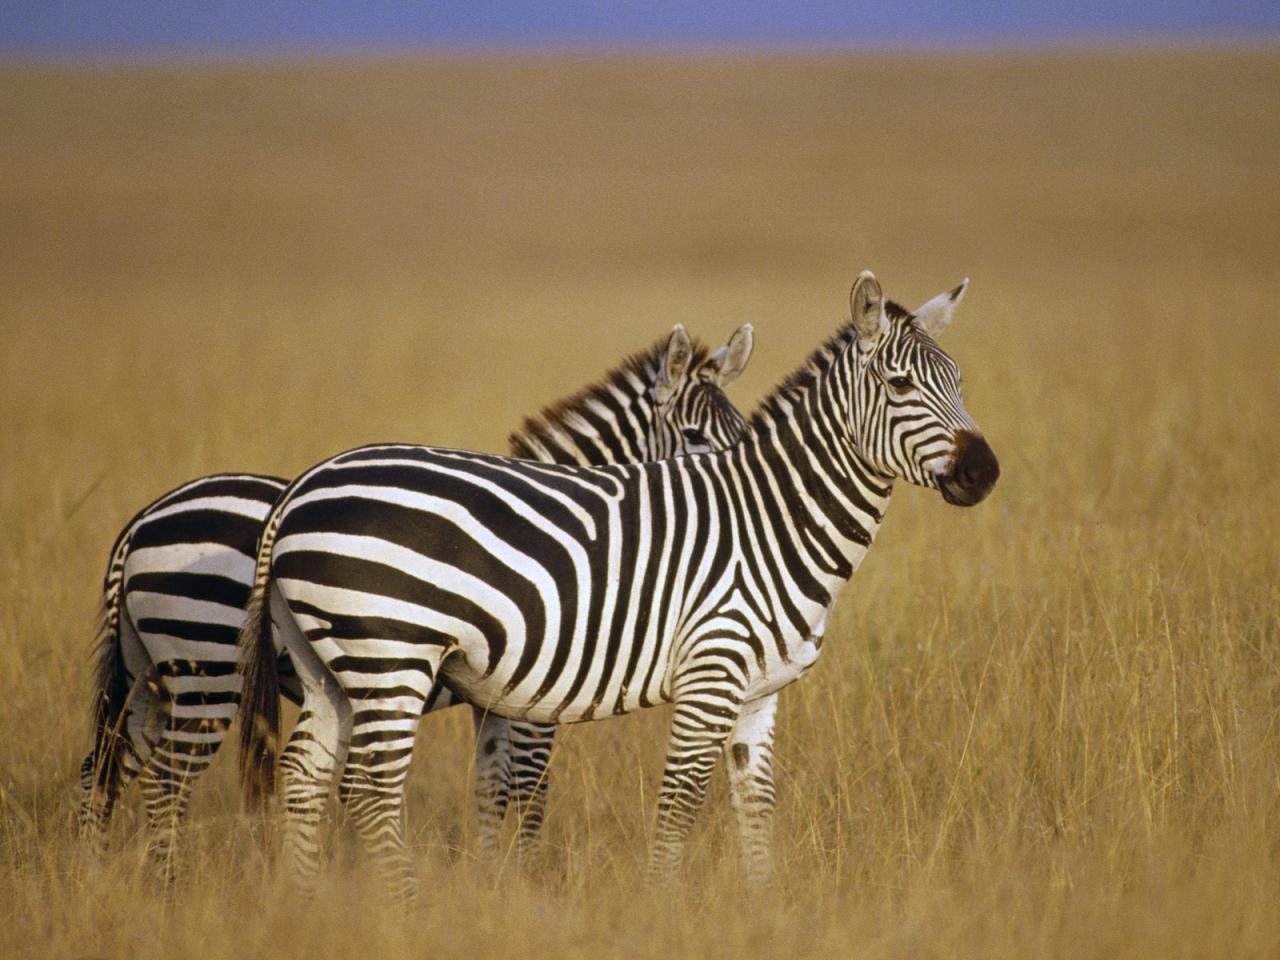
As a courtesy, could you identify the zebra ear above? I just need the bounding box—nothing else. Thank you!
[914,278,968,338]
[849,271,887,342]
[705,323,754,387]
[655,324,693,403]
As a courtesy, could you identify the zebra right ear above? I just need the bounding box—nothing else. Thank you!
[655,324,693,403]
[705,323,754,387]
[914,278,968,338]
[850,271,887,343]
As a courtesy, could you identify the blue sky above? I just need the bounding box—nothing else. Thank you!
[2,1,1278,57]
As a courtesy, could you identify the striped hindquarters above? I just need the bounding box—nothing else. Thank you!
[80,472,286,854]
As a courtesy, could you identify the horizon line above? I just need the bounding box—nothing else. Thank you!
[3,33,1278,68]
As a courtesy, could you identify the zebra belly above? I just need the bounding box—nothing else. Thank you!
[745,637,823,700]
[438,652,663,724]
[741,592,843,700]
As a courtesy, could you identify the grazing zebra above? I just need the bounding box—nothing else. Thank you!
[79,323,754,873]
[237,271,999,899]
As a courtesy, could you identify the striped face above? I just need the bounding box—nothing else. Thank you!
[508,324,754,468]
[847,275,999,506]
[648,323,754,458]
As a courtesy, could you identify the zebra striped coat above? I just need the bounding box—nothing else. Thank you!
[238,272,999,898]
[79,323,753,872]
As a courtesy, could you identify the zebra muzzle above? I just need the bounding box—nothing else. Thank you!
[939,432,999,507]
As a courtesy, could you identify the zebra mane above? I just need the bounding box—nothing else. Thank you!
[749,300,914,428]
[508,333,712,460]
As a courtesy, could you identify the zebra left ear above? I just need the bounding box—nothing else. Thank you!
[655,324,694,403]
[913,278,969,338]
[850,271,888,343]
[705,323,754,387]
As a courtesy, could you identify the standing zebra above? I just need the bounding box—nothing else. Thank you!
[79,323,754,874]
[238,271,999,899]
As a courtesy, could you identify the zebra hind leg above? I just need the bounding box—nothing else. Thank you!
[78,745,142,859]
[78,750,132,859]
[723,693,779,885]
[279,695,352,896]
[337,679,435,904]
[507,720,557,855]
[276,627,354,897]
[649,666,748,880]
[137,709,232,884]
[470,708,513,859]
[77,667,162,861]
[137,765,187,883]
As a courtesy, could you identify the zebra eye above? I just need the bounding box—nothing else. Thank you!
[887,375,914,391]
[682,428,709,446]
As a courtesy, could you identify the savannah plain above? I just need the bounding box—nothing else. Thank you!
[1,49,1278,959]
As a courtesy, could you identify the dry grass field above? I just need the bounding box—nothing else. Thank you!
[1,48,1278,958]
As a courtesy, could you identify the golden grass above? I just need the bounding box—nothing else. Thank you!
[1,48,1278,959]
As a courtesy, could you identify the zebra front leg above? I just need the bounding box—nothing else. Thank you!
[724,693,779,885]
[650,669,747,879]
[508,720,556,854]
[471,708,513,858]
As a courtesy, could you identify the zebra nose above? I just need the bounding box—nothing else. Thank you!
[957,434,999,490]
[941,432,999,506]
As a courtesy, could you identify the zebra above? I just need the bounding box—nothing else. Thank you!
[78,323,754,874]
[236,271,999,899]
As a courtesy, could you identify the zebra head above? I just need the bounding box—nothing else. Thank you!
[508,324,753,467]
[845,271,999,506]
[650,323,754,457]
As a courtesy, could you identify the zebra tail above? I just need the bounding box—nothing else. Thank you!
[237,504,284,811]
[85,527,134,801]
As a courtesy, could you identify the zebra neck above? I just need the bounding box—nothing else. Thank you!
[507,372,655,467]
[737,360,895,582]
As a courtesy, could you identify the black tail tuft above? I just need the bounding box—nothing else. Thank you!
[238,510,283,810]
[84,531,135,804]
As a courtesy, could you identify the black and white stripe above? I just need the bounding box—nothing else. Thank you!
[79,324,753,872]
[78,473,287,873]
[459,323,754,854]
[237,272,999,898]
